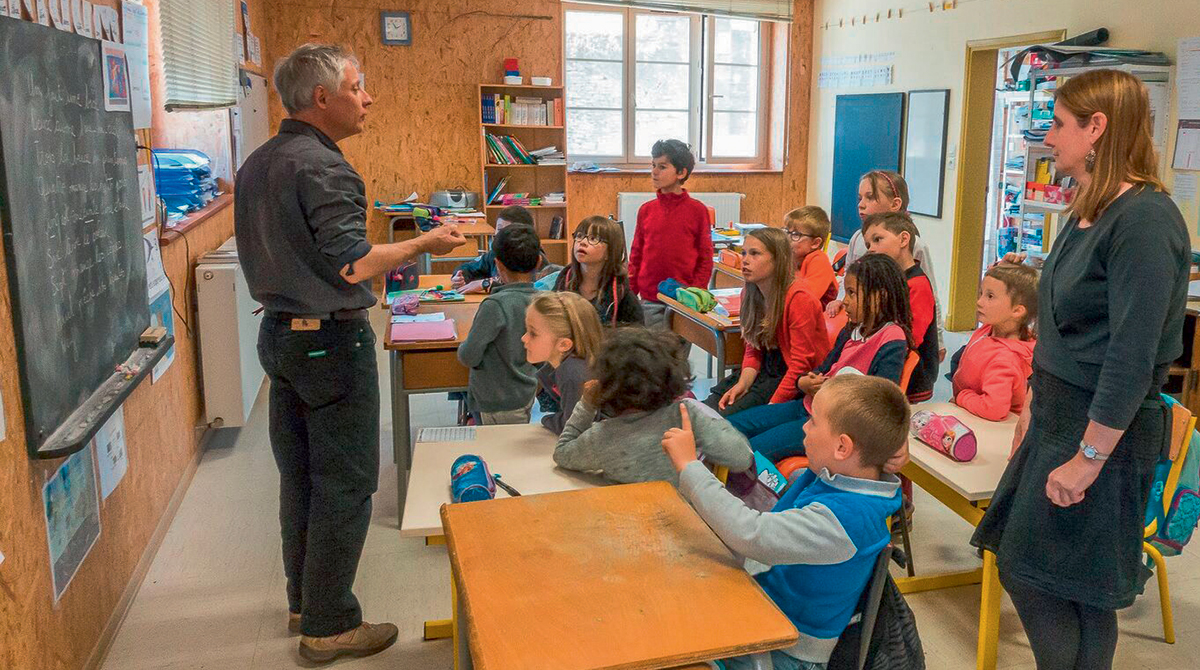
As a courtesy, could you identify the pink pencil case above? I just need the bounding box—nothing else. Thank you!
[910,410,977,462]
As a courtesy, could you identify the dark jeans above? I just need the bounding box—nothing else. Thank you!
[703,348,788,417]
[257,316,380,637]
[1002,573,1118,670]
[726,399,810,460]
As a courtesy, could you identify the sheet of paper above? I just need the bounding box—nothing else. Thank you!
[417,426,477,443]
[403,191,420,203]
[149,288,176,382]
[138,165,156,225]
[1174,120,1200,171]
[93,406,128,500]
[143,229,168,297]
[48,0,70,31]
[1178,36,1200,120]
[101,41,130,112]
[1146,82,1170,153]
[240,0,249,31]
[391,312,447,323]
[122,1,151,127]
[43,447,101,602]
[1172,172,1200,234]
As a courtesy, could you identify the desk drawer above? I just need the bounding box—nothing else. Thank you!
[402,350,469,390]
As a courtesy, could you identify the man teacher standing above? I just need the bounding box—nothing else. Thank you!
[235,44,465,663]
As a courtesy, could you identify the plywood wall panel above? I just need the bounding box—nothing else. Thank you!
[263,1,813,246]
[0,1,262,667]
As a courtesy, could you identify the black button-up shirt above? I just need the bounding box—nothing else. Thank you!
[234,119,375,314]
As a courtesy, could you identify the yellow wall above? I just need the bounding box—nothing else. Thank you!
[808,0,1199,309]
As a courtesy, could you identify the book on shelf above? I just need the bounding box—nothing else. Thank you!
[548,215,564,239]
[486,175,510,205]
[541,192,565,205]
[485,134,536,165]
[481,93,564,126]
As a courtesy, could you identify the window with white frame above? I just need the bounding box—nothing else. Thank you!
[565,5,773,167]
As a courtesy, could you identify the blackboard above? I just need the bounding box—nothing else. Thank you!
[0,18,150,457]
[831,93,905,243]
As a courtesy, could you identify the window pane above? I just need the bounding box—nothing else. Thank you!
[565,11,623,60]
[568,109,623,156]
[713,64,758,112]
[566,61,623,109]
[712,111,757,157]
[635,63,689,110]
[713,18,759,65]
[635,111,689,157]
[636,14,690,63]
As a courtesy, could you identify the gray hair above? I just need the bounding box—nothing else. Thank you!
[273,44,359,115]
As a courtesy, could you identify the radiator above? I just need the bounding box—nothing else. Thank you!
[616,192,745,253]
[195,237,265,428]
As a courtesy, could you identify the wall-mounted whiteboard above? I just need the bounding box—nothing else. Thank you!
[904,89,951,218]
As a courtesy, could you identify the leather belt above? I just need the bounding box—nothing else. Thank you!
[268,309,370,322]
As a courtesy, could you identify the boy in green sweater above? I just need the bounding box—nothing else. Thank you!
[457,224,541,423]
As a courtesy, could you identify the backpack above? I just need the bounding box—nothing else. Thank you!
[1144,394,1200,557]
[828,552,926,670]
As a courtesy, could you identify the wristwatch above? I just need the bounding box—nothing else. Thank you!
[1079,441,1110,462]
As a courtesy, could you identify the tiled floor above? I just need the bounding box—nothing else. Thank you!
[101,319,1200,669]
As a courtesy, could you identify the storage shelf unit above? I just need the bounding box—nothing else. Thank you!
[479,83,569,265]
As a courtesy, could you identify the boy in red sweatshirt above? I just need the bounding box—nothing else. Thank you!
[862,212,937,403]
[629,139,713,329]
[950,263,1037,421]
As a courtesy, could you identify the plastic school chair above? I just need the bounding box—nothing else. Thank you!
[1142,405,1196,644]
[776,352,919,483]
[825,309,849,342]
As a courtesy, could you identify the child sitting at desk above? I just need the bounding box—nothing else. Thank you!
[950,263,1037,421]
[703,227,830,417]
[553,328,752,486]
[861,212,937,403]
[457,224,541,424]
[784,206,838,308]
[663,374,906,670]
[452,205,552,292]
[726,254,913,460]
[524,292,604,435]
[553,215,644,326]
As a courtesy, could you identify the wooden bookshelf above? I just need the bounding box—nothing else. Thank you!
[479,83,569,265]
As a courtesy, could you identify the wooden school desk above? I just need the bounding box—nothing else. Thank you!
[401,424,605,668]
[657,292,743,381]
[711,261,744,289]
[383,274,489,309]
[441,482,799,670]
[896,401,1018,670]
[385,293,481,521]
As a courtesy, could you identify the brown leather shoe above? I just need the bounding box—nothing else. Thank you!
[288,612,301,635]
[298,621,399,663]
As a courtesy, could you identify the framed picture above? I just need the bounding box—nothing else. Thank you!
[380,11,412,46]
[904,89,951,218]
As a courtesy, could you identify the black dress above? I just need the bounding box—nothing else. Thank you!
[971,187,1189,609]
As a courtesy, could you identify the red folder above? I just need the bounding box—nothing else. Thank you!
[391,319,458,342]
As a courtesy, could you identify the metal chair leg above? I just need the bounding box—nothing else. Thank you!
[1144,542,1176,644]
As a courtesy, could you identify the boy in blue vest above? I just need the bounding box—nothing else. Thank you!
[662,374,906,670]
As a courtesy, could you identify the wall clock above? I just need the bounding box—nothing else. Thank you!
[380,11,412,46]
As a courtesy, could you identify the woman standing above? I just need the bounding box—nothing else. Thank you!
[972,69,1189,669]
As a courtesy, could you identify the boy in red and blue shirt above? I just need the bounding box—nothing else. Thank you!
[862,212,937,403]
[629,139,713,329]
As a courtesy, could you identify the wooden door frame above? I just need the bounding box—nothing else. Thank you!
[945,30,1065,330]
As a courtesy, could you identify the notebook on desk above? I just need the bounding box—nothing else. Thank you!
[391,319,458,342]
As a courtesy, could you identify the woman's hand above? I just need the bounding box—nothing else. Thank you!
[1046,455,1103,507]
[996,252,1027,267]
[824,300,844,319]
[661,404,698,472]
[719,381,750,410]
[797,372,826,396]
